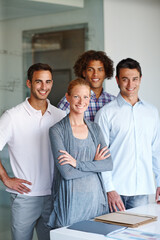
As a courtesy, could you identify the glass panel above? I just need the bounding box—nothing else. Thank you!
[0,1,103,239]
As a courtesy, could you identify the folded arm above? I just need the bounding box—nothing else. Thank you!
[49,127,94,180]
[76,125,113,172]
[59,144,112,172]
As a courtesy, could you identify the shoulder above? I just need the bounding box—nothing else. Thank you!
[49,104,66,114]
[95,99,119,125]
[85,119,101,133]
[141,100,159,115]
[97,97,117,114]
[49,104,66,117]
[142,100,158,109]
[49,115,67,132]
[4,101,25,118]
[85,120,104,144]
[103,91,116,100]
[0,101,25,132]
[57,96,70,111]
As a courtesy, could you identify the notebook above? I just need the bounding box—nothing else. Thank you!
[95,211,157,228]
[67,220,126,236]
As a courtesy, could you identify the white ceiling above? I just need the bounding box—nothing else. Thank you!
[0,0,84,21]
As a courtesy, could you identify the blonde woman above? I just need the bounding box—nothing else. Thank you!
[48,78,113,228]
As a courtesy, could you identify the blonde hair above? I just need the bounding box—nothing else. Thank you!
[67,78,90,96]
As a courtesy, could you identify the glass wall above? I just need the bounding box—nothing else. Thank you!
[0,0,104,239]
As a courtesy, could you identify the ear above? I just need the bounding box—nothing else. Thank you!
[115,76,119,85]
[65,93,70,103]
[82,70,86,78]
[140,76,142,83]
[26,79,31,89]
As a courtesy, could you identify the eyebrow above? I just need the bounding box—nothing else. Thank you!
[121,76,139,79]
[87,66,104,69]
[35,79,52,81]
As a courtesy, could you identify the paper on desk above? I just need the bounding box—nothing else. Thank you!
[107,228,160,240]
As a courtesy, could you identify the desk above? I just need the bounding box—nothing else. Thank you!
[50,203,160,240]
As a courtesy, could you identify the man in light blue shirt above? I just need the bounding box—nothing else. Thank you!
[95,58,160,211]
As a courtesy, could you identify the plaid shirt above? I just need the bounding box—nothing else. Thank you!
[57,89,115,121]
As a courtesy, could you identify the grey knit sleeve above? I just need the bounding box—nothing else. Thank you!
[49,125,93,180]
[76,124,113,172]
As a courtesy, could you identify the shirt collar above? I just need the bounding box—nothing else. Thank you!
[24,98,52,116]
[117,93,144,107]
[91,88,105,98]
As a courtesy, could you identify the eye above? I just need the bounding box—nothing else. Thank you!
[73,95,79,99]
[35,80,41,83]
[84,96,89,99]
[87,68,93,72]
[133,78,138,81]
[122,78,128,82]
[46,80,52,84]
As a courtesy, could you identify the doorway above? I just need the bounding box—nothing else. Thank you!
[23,24,87,106]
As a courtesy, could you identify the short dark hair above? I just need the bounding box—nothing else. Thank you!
[116,58,142,78]
[27,63,53,81]
[73,50,114,79]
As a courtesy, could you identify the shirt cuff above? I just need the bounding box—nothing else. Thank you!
[101,171,115,192]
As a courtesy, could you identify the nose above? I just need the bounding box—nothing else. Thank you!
[127,80,133,88]
[41,82,47,90]
[93,69,98,76]
[78,97,83,104]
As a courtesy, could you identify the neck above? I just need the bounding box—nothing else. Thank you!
[121,94,139,106]
[69,112,85,126]
[92,87,102,99]
[28,97,48,115]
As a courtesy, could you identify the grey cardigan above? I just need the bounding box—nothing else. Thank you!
[48,115,113,228]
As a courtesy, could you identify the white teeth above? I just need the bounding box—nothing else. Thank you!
[92,78,99,82]
[39,91,47,94]
[76,105,85,108]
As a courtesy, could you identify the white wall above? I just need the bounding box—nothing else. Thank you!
[0,0,104,114]
[103,0,160,112]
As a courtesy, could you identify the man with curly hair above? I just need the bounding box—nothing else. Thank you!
[57,50,115,121]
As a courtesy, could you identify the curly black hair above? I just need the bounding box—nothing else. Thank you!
[73,50,114,79]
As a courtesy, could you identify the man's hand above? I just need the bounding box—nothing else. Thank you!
[107,191,125,212]
[155,187,160,204]
[3,176,32,194]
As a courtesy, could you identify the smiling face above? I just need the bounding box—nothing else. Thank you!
[82,60,106,94]
[26,70,53,102]
[116,68,141,105]
[66,84,90,115]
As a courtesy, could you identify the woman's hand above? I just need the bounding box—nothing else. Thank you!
[58,150,77,168]
[94,144,111,161]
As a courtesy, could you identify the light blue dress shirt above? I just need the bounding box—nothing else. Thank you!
[95,93,160,196]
